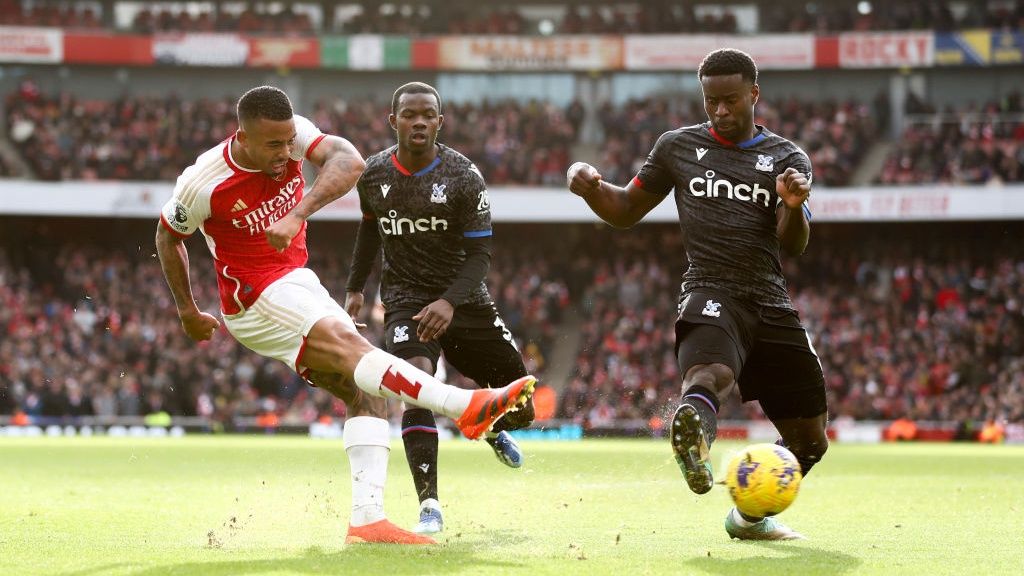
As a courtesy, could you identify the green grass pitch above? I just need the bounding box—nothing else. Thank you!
[1,436,1021,575]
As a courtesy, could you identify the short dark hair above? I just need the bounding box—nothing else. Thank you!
[237,86,293,125]
[698,48,758,84]
[391,82,442,115]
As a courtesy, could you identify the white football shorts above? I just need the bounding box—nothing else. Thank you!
[223,267,356,377]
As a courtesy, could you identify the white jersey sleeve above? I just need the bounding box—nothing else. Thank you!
[290,114,326,161]
[160,153,217,237]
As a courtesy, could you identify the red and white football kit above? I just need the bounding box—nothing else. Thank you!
[159,115,355,375]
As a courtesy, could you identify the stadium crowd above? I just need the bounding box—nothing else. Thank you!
[877,92,1024,185]
[2,221,1021,432]
[2,1,1022,35]
[7,86,879,187]
[20,85,1024,189]
[0,222,569,428]
[557,224,1024,429]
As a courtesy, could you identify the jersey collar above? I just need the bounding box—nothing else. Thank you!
[391,152,442,177]
[224,135,261,173]
[708,125,767,149]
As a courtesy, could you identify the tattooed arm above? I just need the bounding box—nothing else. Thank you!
[265,135,366,251]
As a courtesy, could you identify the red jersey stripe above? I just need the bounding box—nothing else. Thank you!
[305,134,327,159]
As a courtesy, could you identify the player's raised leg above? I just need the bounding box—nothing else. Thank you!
[670,361,735,494]
[301,316,535,440]
[670,305,744,494]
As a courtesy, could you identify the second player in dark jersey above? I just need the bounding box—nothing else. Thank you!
[353,141,493,310]
[566,49,826,541]
[345,82,534,536]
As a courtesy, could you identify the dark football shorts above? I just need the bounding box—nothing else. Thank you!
[674,291,827,420]
[384,303,529,389]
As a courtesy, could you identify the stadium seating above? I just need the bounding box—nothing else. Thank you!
[0,229,569,426]
[2,1,1022,35]
[877,93,1024,185]
[2,223,1021,429]
[6,89,872,186]
[558,225,1024,427]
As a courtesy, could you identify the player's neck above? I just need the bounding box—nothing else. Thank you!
[710,123,758,146]
[230,138,259,171]
[395,144,439,175]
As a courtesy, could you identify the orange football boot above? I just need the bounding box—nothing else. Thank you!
[454,375,537,440]
[345,519,437,545]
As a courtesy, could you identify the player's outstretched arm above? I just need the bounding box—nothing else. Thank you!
[566,162,664,229]
[155,224,220,341]
[775,167,811,256]
[265,136,366,251]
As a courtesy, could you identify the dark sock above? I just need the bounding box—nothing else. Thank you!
[402,408,439,503]
[682,385,720,444]
[775,438,821,477]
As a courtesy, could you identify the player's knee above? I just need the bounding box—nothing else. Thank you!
[804,436,829,462]
[790,435,829,469]
[307,316,374,373]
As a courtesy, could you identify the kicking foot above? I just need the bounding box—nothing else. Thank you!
[486,430,523,468]
[670,403,713,494]
[413,504,444,534]
[724,509,805,541]
[455,376,536,441]
[346,519,437,544]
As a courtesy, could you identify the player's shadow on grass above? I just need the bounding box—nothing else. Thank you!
[56,543,522,576]
[685,542,861,575]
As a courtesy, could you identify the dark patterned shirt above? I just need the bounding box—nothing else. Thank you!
[635,122,812,309]
[356,143,493,308]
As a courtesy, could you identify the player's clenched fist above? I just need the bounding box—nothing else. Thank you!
[566,162,603,198]
[265,213,303,252]
[776,167,811,210]
[179,309,220,341]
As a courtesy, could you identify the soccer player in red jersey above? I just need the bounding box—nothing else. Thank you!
[156,86,535,545]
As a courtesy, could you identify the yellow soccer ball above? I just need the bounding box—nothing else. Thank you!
[725,443,802,517]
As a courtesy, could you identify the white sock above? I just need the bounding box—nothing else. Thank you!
[353,348,473,418]
[420,498,441,512]
[344,416,390,527]
[731,507,760,526]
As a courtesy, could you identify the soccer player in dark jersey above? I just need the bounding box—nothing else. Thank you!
[345,82,536,534]
[566,48,826,540]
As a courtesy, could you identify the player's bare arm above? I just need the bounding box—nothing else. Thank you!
[155,224,220,341]
[265,136,366,251]
[566,161,664,228]
[775,167,811,256]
